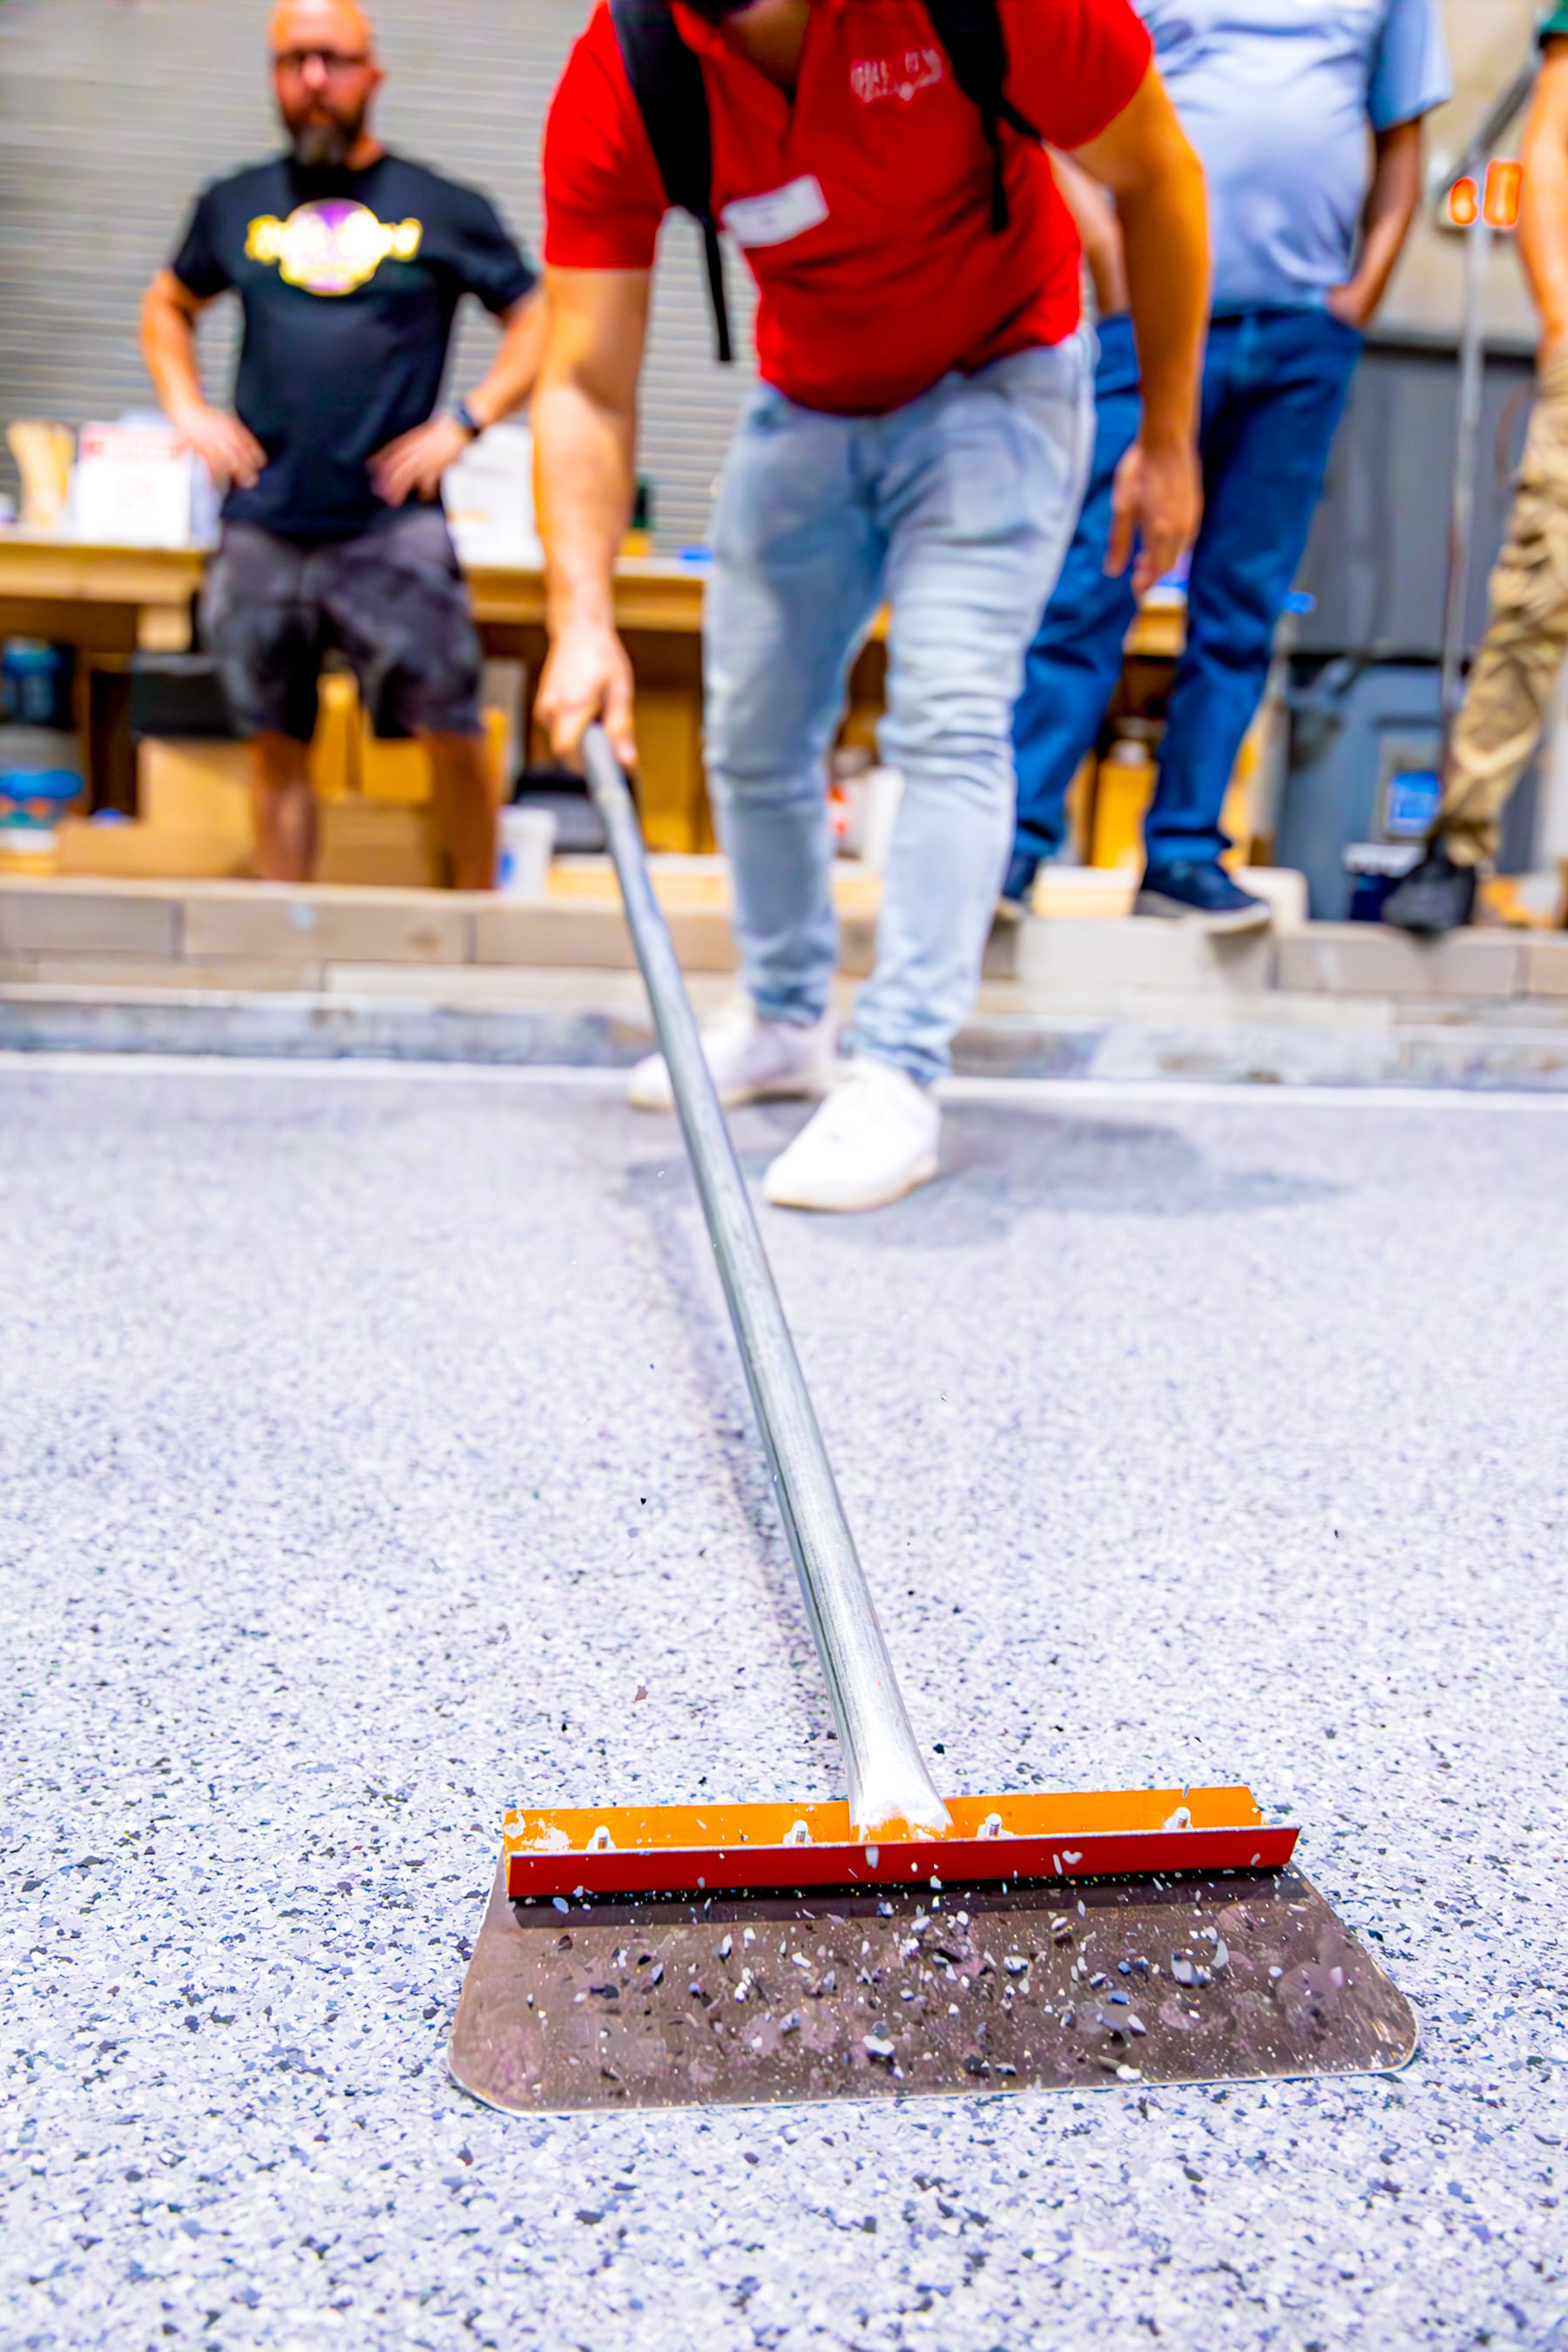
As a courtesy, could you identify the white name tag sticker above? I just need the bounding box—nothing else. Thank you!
[720,175,829,250]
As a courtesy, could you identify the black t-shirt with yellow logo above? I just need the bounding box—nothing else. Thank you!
[171,152,536,543]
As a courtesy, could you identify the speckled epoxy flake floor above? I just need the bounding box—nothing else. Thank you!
[3,1054,1566,2351]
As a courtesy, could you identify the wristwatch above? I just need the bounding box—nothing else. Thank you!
[454,397,485,442]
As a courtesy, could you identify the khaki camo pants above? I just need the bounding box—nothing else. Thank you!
[1442,349,1568,865]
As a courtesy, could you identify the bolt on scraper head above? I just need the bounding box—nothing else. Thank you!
[449,1787,1418,2118]
[502,1785,1296,1901]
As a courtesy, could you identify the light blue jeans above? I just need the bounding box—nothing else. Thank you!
[704,339,1094,1085]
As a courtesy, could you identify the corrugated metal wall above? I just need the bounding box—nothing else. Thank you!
[0,0,1537,534]
[0,0,758,545]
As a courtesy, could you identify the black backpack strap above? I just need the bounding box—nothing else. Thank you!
[923,0,1043,233]
[608,0,733,362]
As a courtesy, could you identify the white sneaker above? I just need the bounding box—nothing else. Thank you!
[626,999,837,1113]
[762,1058,941,1213]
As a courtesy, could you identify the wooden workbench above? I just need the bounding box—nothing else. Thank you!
[0,534,1182,854]
[0,532,710,648]
[0,536,720,833]
[0,533,208,653]
[0,532,1176,660]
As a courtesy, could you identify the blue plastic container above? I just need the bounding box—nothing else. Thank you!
[1,641,75,730]
[0,769,84,823]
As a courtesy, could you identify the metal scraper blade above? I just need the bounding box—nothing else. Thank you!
[449,1860,1416,2115]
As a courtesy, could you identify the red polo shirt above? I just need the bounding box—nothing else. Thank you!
[544,0,1152,416]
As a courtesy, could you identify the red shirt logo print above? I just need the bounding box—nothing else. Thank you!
[850,48,945,106]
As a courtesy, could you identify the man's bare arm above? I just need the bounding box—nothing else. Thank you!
[471,287,550,429]
[371,288,548,507]
[1051,149,1130,320]
[1521,42,1568,356]
[531,266,652,766]
[1072,64,1210,593]
[1328,117,1424,330]
[140,268,266,487]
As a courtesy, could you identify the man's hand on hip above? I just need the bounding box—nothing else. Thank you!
[175,402,266,490]
[369,415,472,509]
[1105,433,1202,598]
[536,619,638,770]
[1326,280,1375,333]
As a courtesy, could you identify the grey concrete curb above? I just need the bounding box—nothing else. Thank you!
[957,1012,1568,1091]
[5,982,1568,1091]
[0,986,650,1069]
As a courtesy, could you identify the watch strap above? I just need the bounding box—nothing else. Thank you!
[454,397,484,441]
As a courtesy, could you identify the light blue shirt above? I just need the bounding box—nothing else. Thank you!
[1139,0,1453,313]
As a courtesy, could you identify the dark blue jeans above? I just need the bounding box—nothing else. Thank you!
[1012,308,1363,872]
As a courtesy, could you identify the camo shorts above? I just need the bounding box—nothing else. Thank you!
[201,504,483,744]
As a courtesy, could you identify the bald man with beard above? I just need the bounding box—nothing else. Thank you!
[142,0,543,887]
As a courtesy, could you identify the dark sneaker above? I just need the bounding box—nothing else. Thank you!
[1380,847,1477,937]
[996,847,1041,925]
[1134,861,1272,933]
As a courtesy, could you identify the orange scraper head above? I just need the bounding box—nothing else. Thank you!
[504,1785,1297,1902]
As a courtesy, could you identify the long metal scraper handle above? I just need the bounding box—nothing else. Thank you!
[583,725,950,1839]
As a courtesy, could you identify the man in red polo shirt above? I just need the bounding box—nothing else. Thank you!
[537,0,1208,1211]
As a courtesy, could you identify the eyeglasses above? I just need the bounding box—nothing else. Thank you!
[273,47,371,76]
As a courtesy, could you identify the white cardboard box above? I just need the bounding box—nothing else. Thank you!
[71,422,199,549]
